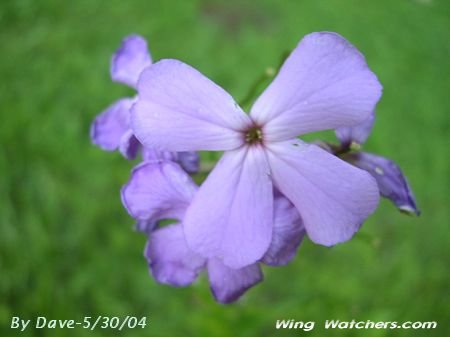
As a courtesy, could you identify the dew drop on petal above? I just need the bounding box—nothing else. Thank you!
[374,166,384,175]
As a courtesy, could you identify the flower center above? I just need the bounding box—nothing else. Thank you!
[244,126,263,145]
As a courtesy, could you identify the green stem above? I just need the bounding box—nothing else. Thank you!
[238,69,275,107]
[238,49,291,108]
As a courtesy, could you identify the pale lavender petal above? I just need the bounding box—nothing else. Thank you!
[145,224,206,287]
[207,258,263,304]
[266,140,379,246]
[251,32,382,142]
[177,152,200,174]
[121,161,197,222]
[135,219,157,235]
[344,152,420,215]
[119,129,141,160]
[262,196,305,266]
[132,59,251,152]
[110,34,152,88]
[184,146,273,269]
[141,149,199,173]
[336,113,375,146]
[142,148,177,162]
[90,98,133,151]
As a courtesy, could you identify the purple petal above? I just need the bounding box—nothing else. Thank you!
[142,150,200,174]
[142,148,177,162]
[250,32,382,142]
[266,140,379,246]
[145,224,206,287]
[119,130,141,160]
[131,59,251,152]
[143,149,200,173]
[121,161,198,222]
[177,152,200,174]
[262,196,305,266]
[207,258,263,304]
[336,113,375,146]
[110,34,152,88]
[90,98,133,151]
[344,152,420,215]
[184,146,273,269]
[135,219,157,235]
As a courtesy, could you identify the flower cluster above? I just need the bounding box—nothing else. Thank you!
[91,33,419,304]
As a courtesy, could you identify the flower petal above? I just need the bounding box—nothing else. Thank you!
[121,161,197,222]
[177,152,200,174]
[184,146,273,269]
[135,219,157,235]
[142,148,177,162]
[110,34,152,88]
[131,59,251,152]
[336,113,375,146]
[207,258,263,304]
[343,152,420,215]
[262,195,305,266]
[251,32,382,142]
[145,224,206,287]
[266,140,379,246]
[119,130,141,160]
[90,98,133,151]
[142,149,200,174]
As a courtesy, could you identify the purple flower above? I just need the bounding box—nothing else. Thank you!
[90,34,200,172]
[90,35,151,159]
[131,32,382,268]
[336,116,420,215]
[121,161,305,303]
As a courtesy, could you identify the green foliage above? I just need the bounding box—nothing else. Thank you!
[0,0,448,336]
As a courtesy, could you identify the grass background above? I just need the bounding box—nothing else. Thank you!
[1,0,449,336]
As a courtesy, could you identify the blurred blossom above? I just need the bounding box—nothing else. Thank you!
[90,35,151,159]
[90,35,199,172]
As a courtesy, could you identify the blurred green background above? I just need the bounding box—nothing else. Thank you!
[1,0,449,336]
